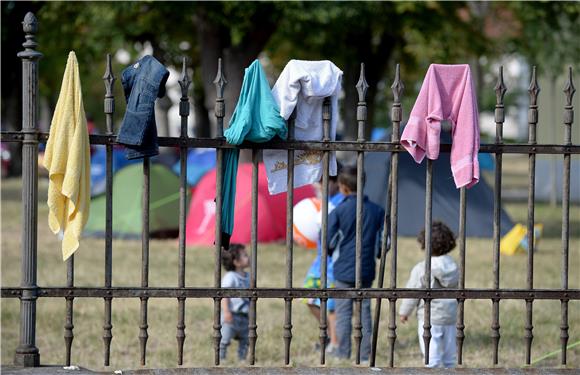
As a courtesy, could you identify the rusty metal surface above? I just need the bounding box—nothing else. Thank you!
[491,65,506,366]
[283,109,296,366]
[2,366,579,375]
[212,57,226,366]
[14,11,42,368]
[176,57,191,367]
[3,131,580,155]
[2,287,579,300]
[560,66,575,366]
[102,53,115,368]
[318,97,331,365]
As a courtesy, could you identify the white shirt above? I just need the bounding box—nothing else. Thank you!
[221,271,250,314]
[399,255,459,325]
[264,60,343,195]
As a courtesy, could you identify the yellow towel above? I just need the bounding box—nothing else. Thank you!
[44,51,91,261]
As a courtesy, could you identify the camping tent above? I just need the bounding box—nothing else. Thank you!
[186,163,316,246]
[85,163,189,238]
[90,146,140,196]
[364,130,514,237]
[172,148,216,187]
[534,157,580,203]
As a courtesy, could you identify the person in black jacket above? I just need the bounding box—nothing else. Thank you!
[327,165,385,362]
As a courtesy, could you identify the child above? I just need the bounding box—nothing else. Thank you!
[399,221,459,368]
[327,165,386,361]
[303,172,343,354]
[220,244,250,361]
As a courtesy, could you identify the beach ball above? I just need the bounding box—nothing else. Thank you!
[293,197,321,249]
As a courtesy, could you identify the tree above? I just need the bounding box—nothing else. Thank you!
[266,2,491,140]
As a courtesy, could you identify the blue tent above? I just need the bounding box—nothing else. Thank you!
[172,148,216,187]
[364,129,514,237]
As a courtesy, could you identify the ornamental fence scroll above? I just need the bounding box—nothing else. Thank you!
[1,12,579,369]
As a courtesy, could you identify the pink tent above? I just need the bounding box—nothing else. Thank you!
[186,163,316,246]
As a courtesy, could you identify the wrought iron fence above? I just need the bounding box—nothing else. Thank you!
[2,12,579,369]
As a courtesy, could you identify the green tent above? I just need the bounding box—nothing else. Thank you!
[85,163,190,239]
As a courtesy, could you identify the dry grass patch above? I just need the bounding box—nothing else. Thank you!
[2,177,579,370]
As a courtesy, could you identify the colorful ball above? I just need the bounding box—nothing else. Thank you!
[293,197,321,249]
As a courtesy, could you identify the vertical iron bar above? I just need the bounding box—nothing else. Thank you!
[102,53,115,367]
[385,65,404,368]
[248,149,259,365]
[491,66,507,365]
[319,97,331,365]
[15,12,42,367]
[64,257,74,366]
[561,67,575,365]
[423,159,433,366]
[176,57,191,366]
[284,110,296,365]
[525,67,540,365]
[139,157,151,366]
[213,58,227,365]
[457,187,466,365]
[370,164,391,366]
[354,64,368,365]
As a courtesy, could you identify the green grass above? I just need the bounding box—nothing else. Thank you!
[1,177,579,371]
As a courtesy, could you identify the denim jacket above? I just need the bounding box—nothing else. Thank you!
[117,55,169,159]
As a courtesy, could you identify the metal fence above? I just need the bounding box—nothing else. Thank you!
[2,12,579,369]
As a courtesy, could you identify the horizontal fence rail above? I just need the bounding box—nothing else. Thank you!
[3,132,580,154]
[1,12,578,370]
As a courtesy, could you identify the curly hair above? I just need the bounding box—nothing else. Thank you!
[221,244,246,272]
[417,221,456,256]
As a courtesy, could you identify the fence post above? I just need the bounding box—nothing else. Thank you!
[14,11,42,367]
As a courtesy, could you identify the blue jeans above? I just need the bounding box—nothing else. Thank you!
[220,313,249,360]
[334,279,372,361]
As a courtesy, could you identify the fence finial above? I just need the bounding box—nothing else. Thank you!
[391,64,404,104]
[213,58,227,99]
[103,54,115,94]
[495,66,507,105]
[102,54,115,135]
[564,66,576,106]
[356,63,369,102]
[17,12,42,60]
[179,57,191,99]
[528,66,540,106]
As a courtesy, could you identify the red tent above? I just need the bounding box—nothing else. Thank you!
[186,163,316,246]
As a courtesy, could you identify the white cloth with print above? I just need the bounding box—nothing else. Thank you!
[264,60,343,195]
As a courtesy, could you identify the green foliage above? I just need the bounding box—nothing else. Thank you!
[502,2,580,76]
[3,1,578,135]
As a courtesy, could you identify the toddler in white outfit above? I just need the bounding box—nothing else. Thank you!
[399,221,459,368]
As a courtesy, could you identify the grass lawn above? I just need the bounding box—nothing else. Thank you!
[1,176,579,371]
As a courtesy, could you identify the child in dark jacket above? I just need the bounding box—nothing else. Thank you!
[327,166,386,361]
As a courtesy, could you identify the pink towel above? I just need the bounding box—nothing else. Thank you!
[400,64,480,188]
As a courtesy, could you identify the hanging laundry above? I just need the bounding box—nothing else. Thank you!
[44,51,91,260]
[117,55,169,160]
[220,59,287,248]
[400,64,480,189]
[263,60,343,195]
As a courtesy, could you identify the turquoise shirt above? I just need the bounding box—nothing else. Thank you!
[221,60,287,246]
